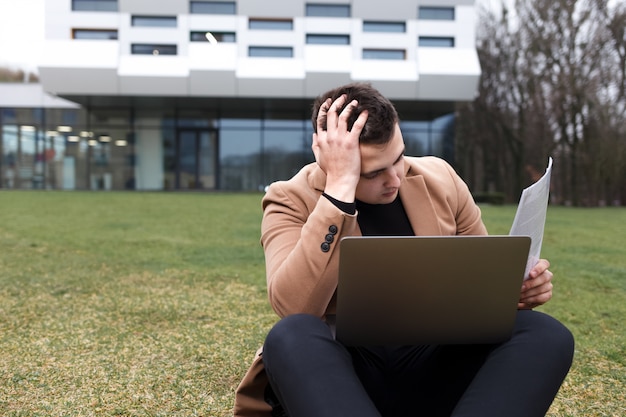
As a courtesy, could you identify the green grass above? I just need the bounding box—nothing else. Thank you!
[0,191,624,416]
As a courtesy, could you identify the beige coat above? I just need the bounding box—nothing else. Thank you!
[233,156,488,416]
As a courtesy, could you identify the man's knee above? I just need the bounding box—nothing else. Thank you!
[264,314,328,361]
[517,310,575,368]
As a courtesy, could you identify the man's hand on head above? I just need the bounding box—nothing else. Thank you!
[312,94,368,202]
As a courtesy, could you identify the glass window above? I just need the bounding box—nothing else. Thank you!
[263,129,309,186]
[190,31,236,42]
[219,128,262,191]
[164,130,217,190]
[263,120,306,129]
[1,108,45,125]
[73,29,118,40]
[61,109,81,126]
[42,132,70,189]
[2,109,16,123]
[249,19,293,30]
[306,34,350,45]
[71,0,118,11]
[59,134,89,190]
[305,3,351,17]
[218,120,312,191]
[363,21,406,33]
[362,49,405,60]
[432,113,455,130]
[219,119,262,129]
[418,6,455,20]
[190,1,236,14]
[248,46,293,58]
[402,130,429,156]
[401,114,454,157]
[418,36,455,47]
[131,44,178,55]
[1,125,42,189]
[88,129,135,190]
[400,121,430,131]
[87,108,130,127]
[131,16,177,28]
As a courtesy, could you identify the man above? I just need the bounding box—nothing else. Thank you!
[234,83,574,417]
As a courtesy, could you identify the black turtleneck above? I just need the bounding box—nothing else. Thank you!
[356,196,414,236]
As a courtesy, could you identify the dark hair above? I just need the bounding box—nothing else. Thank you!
[311,82,399,145]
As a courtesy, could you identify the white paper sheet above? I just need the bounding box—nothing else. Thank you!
[509,157,553,280]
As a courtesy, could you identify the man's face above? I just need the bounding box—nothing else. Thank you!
[355,124,406,204]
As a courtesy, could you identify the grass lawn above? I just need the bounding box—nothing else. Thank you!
[0,191,624,416]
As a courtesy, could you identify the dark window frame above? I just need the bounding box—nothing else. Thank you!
[362,49,406,60]
[248,18,294,31]
[305,34,350,45]
[248,46,294,58]
[418,36,455,47]
[71,0,118,12]
[190,31,236,42]
[189,1,236,14]
[131,15,178,28]
[305,3,351,17]
[131,44,178,55]
[72,28,119,40]
[362,21,406,33]
[418,6,455,20]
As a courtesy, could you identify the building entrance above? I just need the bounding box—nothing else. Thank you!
[169,129,218,190]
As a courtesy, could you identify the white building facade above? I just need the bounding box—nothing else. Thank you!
[1,0,480,191]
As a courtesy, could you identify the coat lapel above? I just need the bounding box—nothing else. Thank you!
[399,174,443,236]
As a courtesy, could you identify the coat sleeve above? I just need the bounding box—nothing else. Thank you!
[260,181,359,318]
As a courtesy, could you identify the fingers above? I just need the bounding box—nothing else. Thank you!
[317,95,364,134]
[528,258,550,279]
[324,94,350,129]
[312,95,364,194]
[329,95,349,129]
[317,95,347,133]
[519,266,554,309]
[519,281,553,304]
[518,301,540,310]
[351,107,369,136]
[522,267,553,291]
[316,98,332,132]
[518,288,552,309]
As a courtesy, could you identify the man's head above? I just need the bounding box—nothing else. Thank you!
[311,83,406,204]
[311,82,399,145]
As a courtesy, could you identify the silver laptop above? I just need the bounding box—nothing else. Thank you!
[335,235,531,345]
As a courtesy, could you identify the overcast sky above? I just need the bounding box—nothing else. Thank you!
[0,0,45,72]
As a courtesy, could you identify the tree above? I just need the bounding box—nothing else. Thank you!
[0,67,39,83]
[457,0,626,206]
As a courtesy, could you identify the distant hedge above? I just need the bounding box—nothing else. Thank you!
[472,192,505,205]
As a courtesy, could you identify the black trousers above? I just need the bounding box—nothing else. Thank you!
[263,310,574,417]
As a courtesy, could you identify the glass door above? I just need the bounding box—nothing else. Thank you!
[175,129,218,190]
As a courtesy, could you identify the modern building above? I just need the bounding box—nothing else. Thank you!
[1,0,480,191]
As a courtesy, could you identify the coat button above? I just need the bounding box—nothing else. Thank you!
[325,233,334,243]
[321,242,331,252]
[328,225,338,235]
